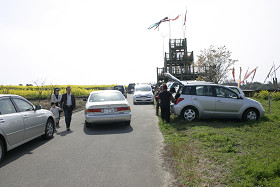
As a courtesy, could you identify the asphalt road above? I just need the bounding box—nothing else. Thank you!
[0,94,170,187]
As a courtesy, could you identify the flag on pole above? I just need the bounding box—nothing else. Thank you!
[148,17,169,30]
[169,15,180,21]
[183,9,187,26]
[148,15,181,30]
[251,67,258,84]
[241,67,249,83]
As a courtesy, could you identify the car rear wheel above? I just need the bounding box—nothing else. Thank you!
[0,139,4,163]
[43,119,54,139]
[242,108,259,121]
[181,107,198,121]
[85,120,91,128]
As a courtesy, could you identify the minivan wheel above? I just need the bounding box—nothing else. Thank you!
[242,108,258,121]
[43,119,54,139]
[0,139,4,163]
[181,107,198,121]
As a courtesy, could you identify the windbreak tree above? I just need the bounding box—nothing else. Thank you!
[197,45,237,83]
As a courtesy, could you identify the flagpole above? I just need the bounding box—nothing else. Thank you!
[238,67,242,88]
[169,18,171,39]
[183,3,187,39]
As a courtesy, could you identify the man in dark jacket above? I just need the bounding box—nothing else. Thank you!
[60,86,76,131]
[158,84,173,123]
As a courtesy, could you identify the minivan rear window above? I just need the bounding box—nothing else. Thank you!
[182,86,195,95]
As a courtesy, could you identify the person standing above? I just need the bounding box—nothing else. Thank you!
[51,88,62,107]
[60,86,76,131]
[158,84,173,123]
[155,86,161,116]
[50,102,62,132]
[51,88,62,126]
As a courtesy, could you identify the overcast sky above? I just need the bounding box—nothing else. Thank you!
[1,0,279,85]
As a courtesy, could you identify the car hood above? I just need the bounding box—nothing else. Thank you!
[243,97,264,109]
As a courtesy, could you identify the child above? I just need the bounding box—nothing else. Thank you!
[50,102,61,131]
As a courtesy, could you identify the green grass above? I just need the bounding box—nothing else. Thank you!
[159,99,280,186]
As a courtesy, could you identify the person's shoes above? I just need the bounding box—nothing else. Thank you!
[67,128,70,131]
[54,129,57,133]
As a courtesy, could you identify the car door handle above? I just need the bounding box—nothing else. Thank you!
[193,98,198,100]
[0,119,5,124]
[216,100,222,103]
[23,115,28,119]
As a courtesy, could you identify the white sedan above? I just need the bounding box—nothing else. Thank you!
[0,94,55,163]
[84,90,131,127]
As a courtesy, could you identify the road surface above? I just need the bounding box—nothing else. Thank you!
[0,94,170,187]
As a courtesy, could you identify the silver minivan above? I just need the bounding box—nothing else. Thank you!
[165,73,265,122]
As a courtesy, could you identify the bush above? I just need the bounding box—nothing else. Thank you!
[254,90,280,101]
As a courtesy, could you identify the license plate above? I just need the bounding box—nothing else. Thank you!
[104,108,115,114]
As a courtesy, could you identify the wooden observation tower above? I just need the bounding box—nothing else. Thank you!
[157,38,198,83]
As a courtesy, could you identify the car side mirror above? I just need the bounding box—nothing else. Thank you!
[35,105,42,110]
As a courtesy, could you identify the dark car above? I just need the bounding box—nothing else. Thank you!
[128,83,135,93]
[114,85,127,98]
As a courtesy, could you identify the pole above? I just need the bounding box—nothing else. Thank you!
[169,19,171,39]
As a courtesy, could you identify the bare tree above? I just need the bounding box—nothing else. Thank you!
[33,79,46,103]
[197,45,237,83]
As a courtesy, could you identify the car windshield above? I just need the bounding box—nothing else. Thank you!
[128,84,135,88]
[89,92,125,102]
[135,86,151,92]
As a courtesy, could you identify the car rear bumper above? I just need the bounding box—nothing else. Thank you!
[133,97,154,103]
[171,104,182,115]
[85,113,131,123]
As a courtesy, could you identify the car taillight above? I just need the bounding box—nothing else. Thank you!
[87,109,102,113]
[117,107,131,111]
[175,98,184,105]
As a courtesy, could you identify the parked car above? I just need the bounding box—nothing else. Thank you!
[84,90,131,127]
[114,85,127,98]
[0,94,55,163]
[133,84,154,105]
[164,73,265,122]
[127,83,136,93]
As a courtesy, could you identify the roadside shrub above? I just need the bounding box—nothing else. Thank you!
[258,90,269,100]
[272,92,280,101]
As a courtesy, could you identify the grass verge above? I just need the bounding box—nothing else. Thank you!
[159,99,280,186]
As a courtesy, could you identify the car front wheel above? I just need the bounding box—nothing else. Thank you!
[0,139,4,163]
[43,119,54,139]
[181,107,198,121]
[242,108,259,121]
